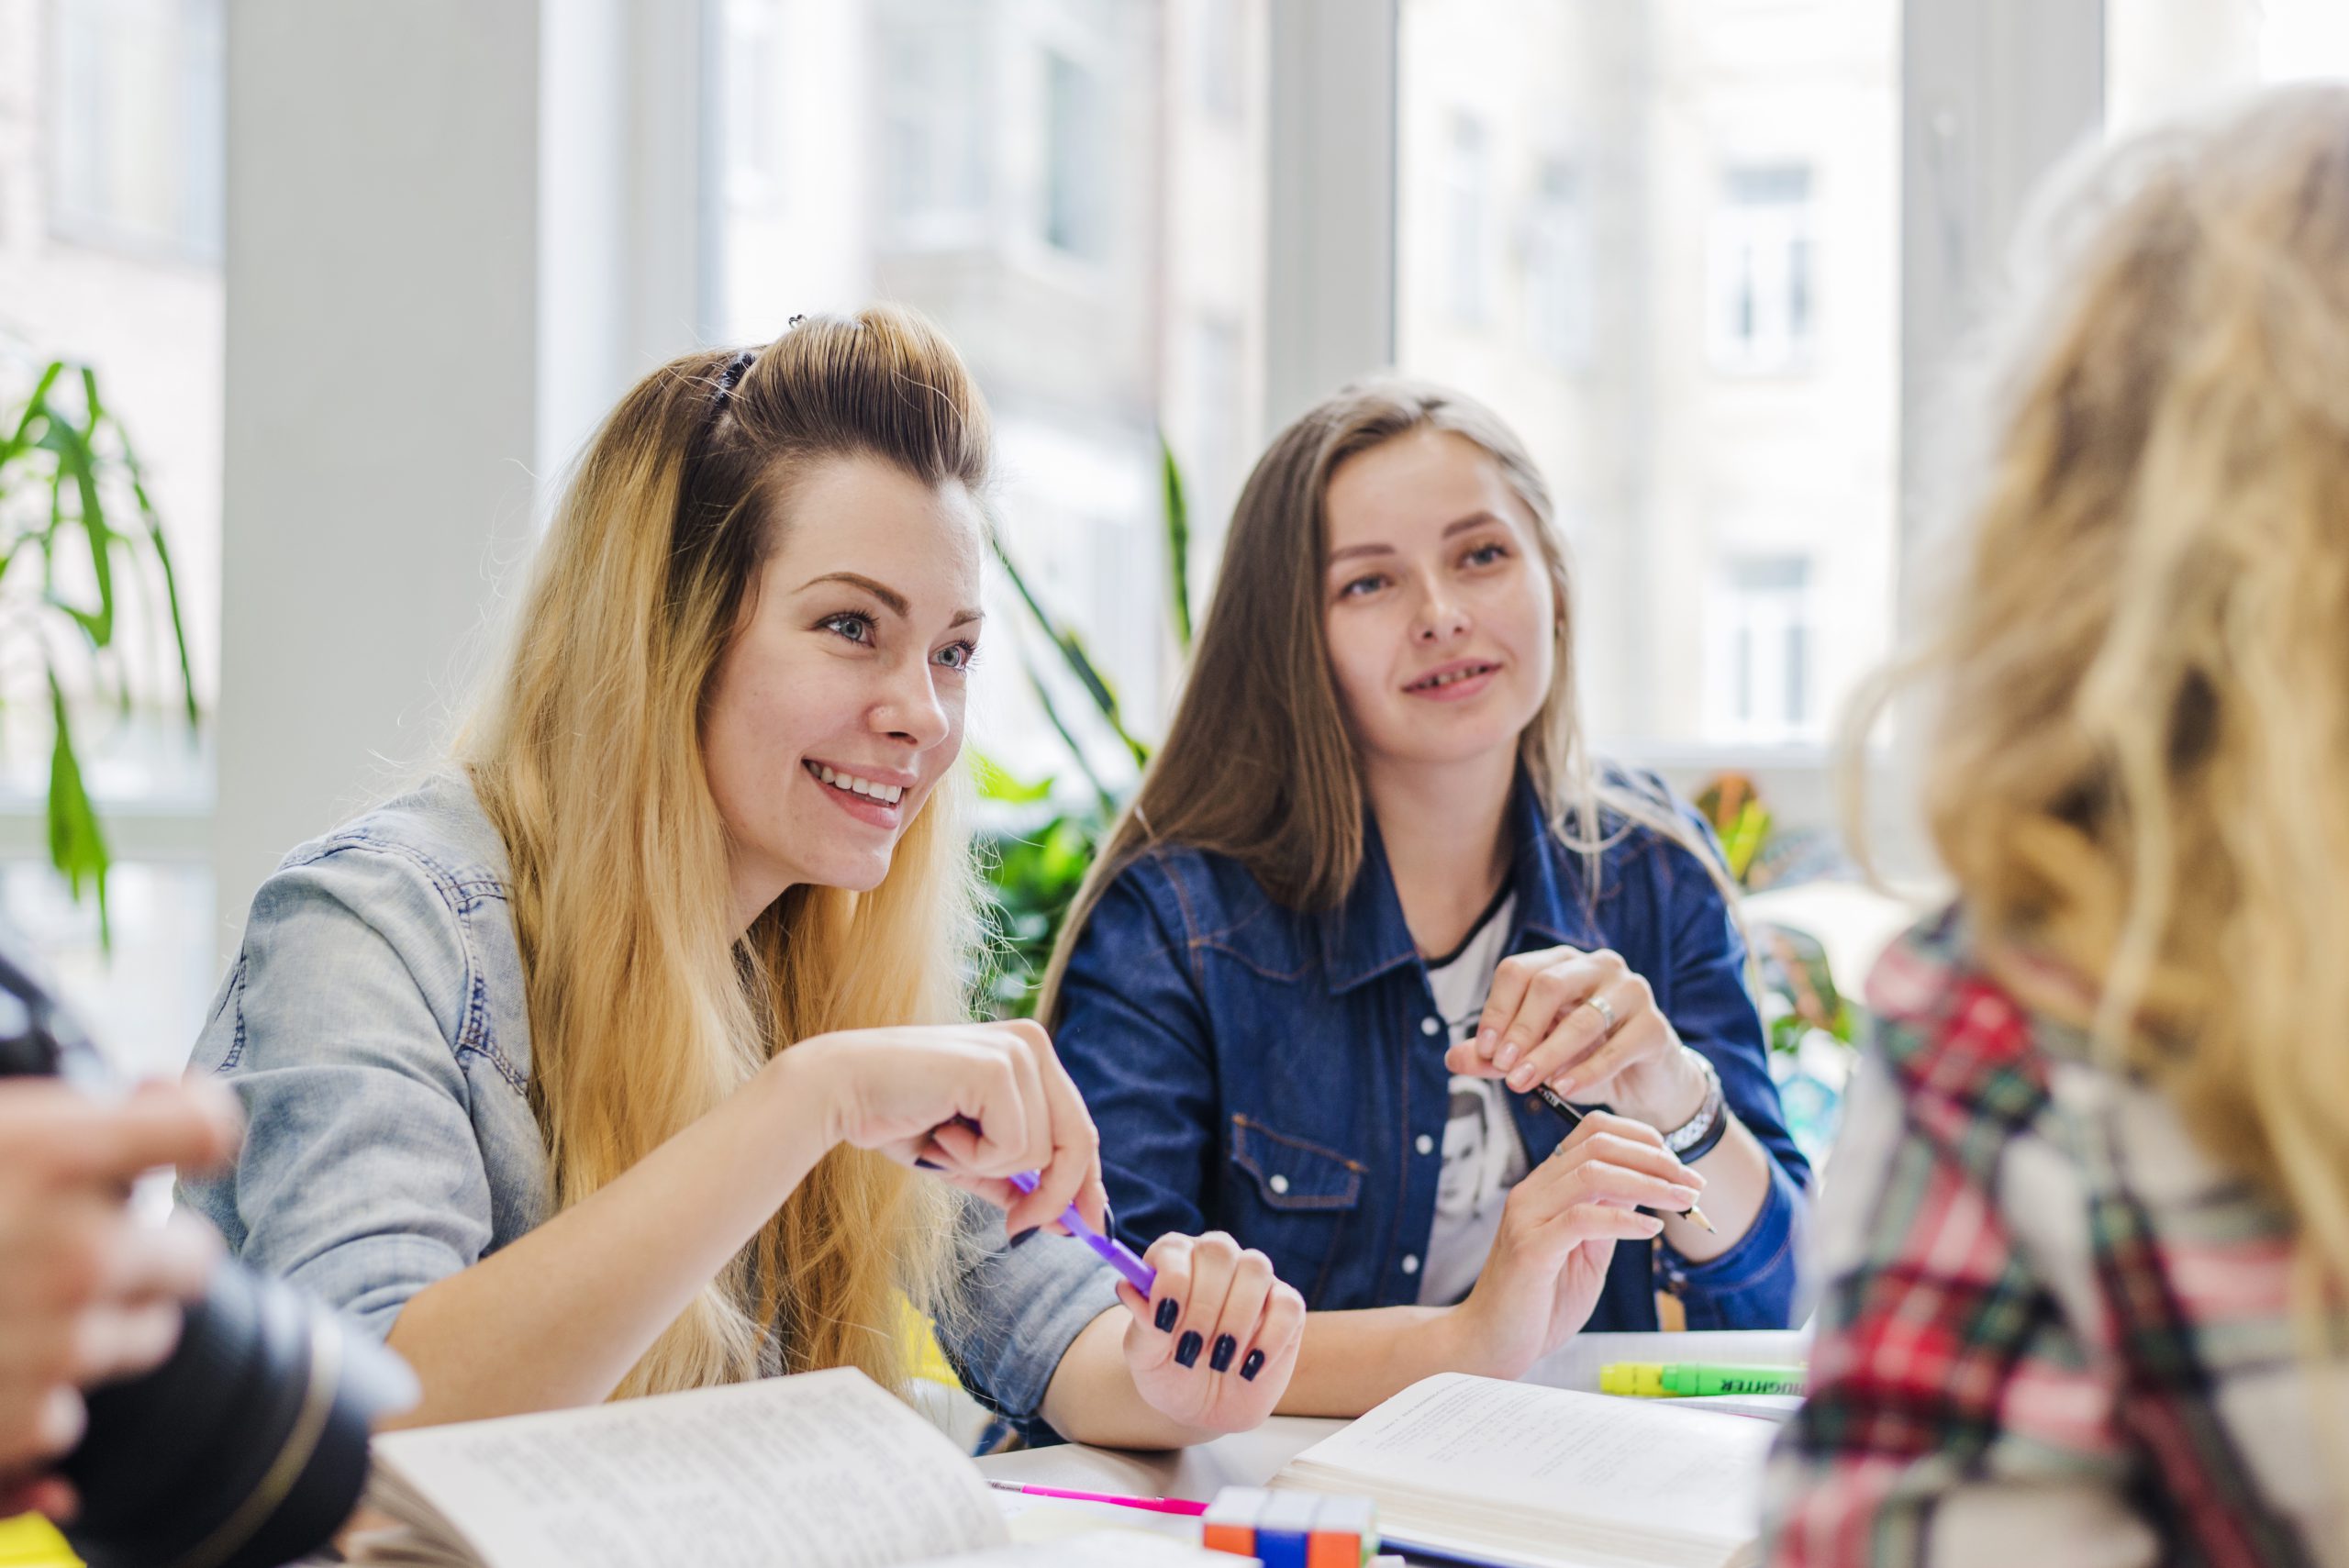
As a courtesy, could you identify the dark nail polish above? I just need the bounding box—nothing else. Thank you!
[1209,1334,1237,1373]
[1153,1297,1179,1333]
[1174,1330,1203,1368]
[1241,1349,1265,1382]
[1008,1227,1037,1249]
[1102,1200,1117,1234]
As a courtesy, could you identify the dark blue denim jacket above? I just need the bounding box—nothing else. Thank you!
[1054,771,1810,1329]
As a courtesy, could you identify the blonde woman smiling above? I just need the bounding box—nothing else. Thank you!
[1044,384,1809,1415]
[180,308,1304,1445]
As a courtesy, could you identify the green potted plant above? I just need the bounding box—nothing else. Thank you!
[974,437,1193,1018]
[0,350,201,944]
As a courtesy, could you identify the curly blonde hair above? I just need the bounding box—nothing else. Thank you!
[1864,84,2349,1373]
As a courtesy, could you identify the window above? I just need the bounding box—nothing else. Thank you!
[2108,0,2349,132]
[47,0,224,261]
[1398,0,1898,749]
[1041,49,1107,261]
[715,1,1269,788]
[720,0,785,214]
[1,0,223,1063]
[874,10,986,244]
[1193,0,1245,121]
[1442,113,1492,325]
[1522,156,1592,370]
[1709,555,1813,741]
[1710,164,1815,373]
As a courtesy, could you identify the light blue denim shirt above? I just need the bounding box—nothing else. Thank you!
[178,773,1119,1440]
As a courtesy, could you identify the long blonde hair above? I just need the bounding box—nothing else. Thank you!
[1862,86,2349,1371]
[456,306,989,1398]
[1041,379,1739,1017]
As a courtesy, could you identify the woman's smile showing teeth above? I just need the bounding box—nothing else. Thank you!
[1403,659,1500,701]
[804,760,911,827]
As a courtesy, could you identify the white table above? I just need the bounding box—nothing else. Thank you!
[976,1330,1807,1565]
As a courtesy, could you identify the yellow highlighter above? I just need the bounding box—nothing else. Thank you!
[1600,1361,1806,1397]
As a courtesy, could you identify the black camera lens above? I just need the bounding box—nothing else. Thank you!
[58,1263,414,1568]
[0,939,416,1568]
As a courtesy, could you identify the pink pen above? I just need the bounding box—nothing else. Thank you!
[987,1480,1207,1516]
[1006,1169,1159,1297]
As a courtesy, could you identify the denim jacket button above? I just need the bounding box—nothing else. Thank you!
[1419,1016,1442,1037]
[1415,1134,1434,1155]
[1268,1173,1290,1195]
[1401,1253,1420,1274]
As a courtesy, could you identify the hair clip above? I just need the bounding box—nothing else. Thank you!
[787,314,806,328]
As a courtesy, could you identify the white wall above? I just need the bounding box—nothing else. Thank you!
[214,4,547,950]
[213,2,707,958]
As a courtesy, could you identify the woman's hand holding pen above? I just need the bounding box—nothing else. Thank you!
[1447,945,1711,1132]
[788,1019,1106,1240]
[1115,1231,1305,1434]
[1440,1113,1703,1377]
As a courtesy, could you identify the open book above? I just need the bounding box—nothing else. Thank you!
[1273,1373,1776,1568]
[346,1368,1226,1568]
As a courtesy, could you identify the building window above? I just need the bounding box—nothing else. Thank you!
[1711,554,1813,740]
[1442,112,1491,325]
[1041,49,1107,261]
[879,19,985,243]
[721,0,785,214]
[47,0,224,262]
[1521,156,1592,370]
[1709,163,1814,373]
[1192,0,1244,120]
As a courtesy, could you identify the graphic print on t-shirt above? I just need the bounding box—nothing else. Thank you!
[1419,891,1529,1307]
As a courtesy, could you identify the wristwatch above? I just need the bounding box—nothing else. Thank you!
[1659,1048,1725,1158]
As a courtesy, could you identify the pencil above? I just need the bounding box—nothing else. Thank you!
[1533,1084,1714,1232]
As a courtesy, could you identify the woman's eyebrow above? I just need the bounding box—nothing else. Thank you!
[799,571,982,628]
[798,571,908,615]
[1327,510,1508,566]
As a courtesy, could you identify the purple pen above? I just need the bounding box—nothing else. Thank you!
[1006,1170,1158,1297]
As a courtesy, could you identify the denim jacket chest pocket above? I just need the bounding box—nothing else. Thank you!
[1225,1115,1364,1306]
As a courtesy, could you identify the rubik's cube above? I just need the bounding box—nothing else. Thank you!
[1199,1487,1376,1567]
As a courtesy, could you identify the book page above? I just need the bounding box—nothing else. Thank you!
[368,1369,1007,1568]
[900,1534,1232,1568]
[1282,1373,1772,1549]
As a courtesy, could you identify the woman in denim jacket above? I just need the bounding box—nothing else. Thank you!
[180,308,1305,1446]
[1042,382,1809,1414]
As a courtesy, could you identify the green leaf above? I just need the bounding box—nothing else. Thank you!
[972,750,1054,805]
[1160,433,1193,652]
[111,421,200,726]
[0,355,203,940]
[45,673,110,951]
[990,538,1150,766]
[1025,666,1119,817]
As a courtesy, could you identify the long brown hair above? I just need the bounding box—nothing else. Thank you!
[1041,378,1737,1017]
[1853,85,2349,1386]
[456,306,989,1397]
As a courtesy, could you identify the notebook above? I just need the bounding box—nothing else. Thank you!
[1271,1373,1776,1568]
[343,1367,1226,1568]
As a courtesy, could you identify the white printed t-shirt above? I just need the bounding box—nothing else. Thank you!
[1417,888,1530,1307]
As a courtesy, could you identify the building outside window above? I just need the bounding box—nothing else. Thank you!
[1709,163,1815,374]
[1521,155,1592,371]
[1398,1,1892,749]
[1041,48,1107,261]
[0,0,223,1072]
[47,0,223,261]
[1442,111,1491,326]
[717,0,1269,792]
[1708,553,1813,741]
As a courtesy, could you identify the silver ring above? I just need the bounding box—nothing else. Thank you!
[1581,993,1618,1033]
